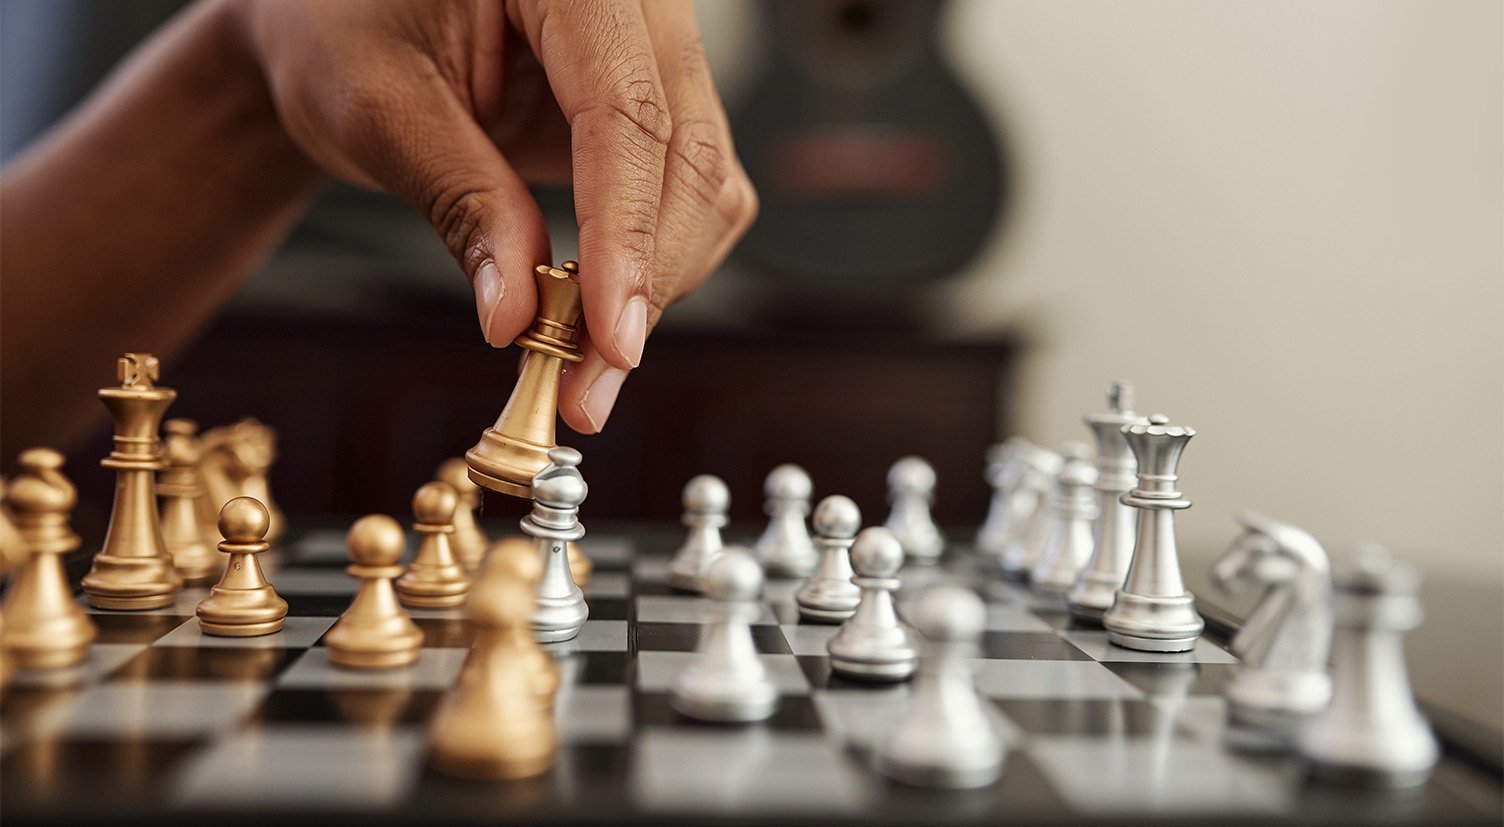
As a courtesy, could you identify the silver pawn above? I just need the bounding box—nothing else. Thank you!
[883,457,944,565]
[878,584,1004,789]
[671,549,778,723]
[1102,414,1203,652]
[1212,512,1333,751]
[667,474,729,593]
[755,464,817,578]
[827,527,917,682]
[1068,382,1147,622]
[795,495,863,623]
[997,445,1063,580]
[1030,444,1098,596]
[523,446,589,643]
[975,440,1021,558]
[1298,545,1437,787]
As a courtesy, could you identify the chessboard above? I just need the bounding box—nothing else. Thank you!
[2,523,1499,825]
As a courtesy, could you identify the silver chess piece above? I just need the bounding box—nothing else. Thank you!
[1029,443,1098,597]
[1298,545,1438,788]
[1068,382,1147,622]
[883,457,944,565]
[878,583,1004,789]
[755,464,818,578]
[667,474,729,592]
[827,527,918,682]
[997,444,1063,580]
[522,447,589,643]
[1102,414,1204,652]
[795,495,863,623]
[1212,512,1333,751]
[671,548,778,723]
[975,441,1020,557]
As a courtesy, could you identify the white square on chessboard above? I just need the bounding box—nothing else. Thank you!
[274,568,359,595]
[80,588,208,617]
[984,603,1058,632]
[579,535,634,566]
[277,648,469,690]
[778,623,838,656]
[1027,735,1292,815]
[636,595,776,625]
[1058,631,1238,664]
[153,616,336,648]
[636,651,809,693]
[25,683,268,739]
[972,660,1145,700]
[5,643,146,690]
[584,571,630,598]
[171,726,426,810]
[557,686,631,743]
[630,730,874,814]
[542,620,628,654]
[812,687,1025,750]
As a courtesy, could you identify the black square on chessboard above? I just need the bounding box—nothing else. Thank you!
[568,652,630,685]
[583,596,629,620]
[635,622,792,654]
[633,693,823,731]
[108,646,297,683]
[1103,661,1235,697]
[251,687,445,726]
[386,618,474,649]
[90,614,193,645]
[280,593,356,617]
[1,737,204,812]
[978,631,1092,661]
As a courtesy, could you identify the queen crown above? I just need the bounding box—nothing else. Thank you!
[1122,413,1194,481]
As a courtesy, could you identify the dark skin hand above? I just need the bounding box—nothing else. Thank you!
[0,0,757,453]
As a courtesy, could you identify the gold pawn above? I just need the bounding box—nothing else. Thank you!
[435,458,489,571]
[196,497,287,636]
[157,420,221,584]
[395,482,473,608]
[325,515,424,669]
[1,449,98,669]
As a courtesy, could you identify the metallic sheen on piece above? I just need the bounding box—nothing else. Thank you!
[1068,383,1146,622]
[878,584,1004,789]
[1298,545,1438,787]
[883,456,944,565]
[756,464,818,578]
[1212,512,1333,751]
[196,497,288,636]
[671,549,778,723]
[667,474,730,592]
[1029,443,1098,596]
[436,457,490,572]
[395,482,473,609]
[975,440,1020,557]
[466,261,585,498]
[523,447,589,643]
[157,420,221,584]
[82,353,183,610]
[0,449,97,669]
[795,495,863,622]
[827,527,917,681]
[1103,414,1204,652]
[996,444,1063,580]
[325,514,424,670]
[200,418,285,543]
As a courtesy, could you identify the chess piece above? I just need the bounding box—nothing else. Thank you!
[435,458,489,572]
[667,474,729,592]
[756,464,818,578]
[1103,414,1204,652]
[81,353,183,610]
[0,477,26,576]
[200,418,285,542]
[396,482,474,609]
[795,495,863,623]
[1068,383,1146,622]
[196,497,288,636]
[883,456,944,565]
[1,449,98,669]
[827,527,917,681]
[1298,546,1438,787]
[429,538,560,780]
[325,514,424,669]
[671,549,778,722]
[1029,443,1098,596]
[878,583,1004,789]
[523,447,589,643]
[157,419,221,584]
[996,444,1062,579]
[466,261,584,498]
[974,440,1019,557]
[1212,512,1333,751]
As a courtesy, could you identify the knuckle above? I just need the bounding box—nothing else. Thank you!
[720,170,759,231]
[599,57,671,147]
[666,120,729,207]
[426,182,490,268]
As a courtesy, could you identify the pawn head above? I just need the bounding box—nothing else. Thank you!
[489,537,544,587]
[219,496,270,543]
[413,481,459,524]
[911,583,985,644]
[702,548,763,602]
[812,494,861,539]
[887,456,936,495]
[850,526,904,577]
[346,514,405,566]
[764,464,813,502]
[435,458,478,497]
[18,446,65,473]
[682,474,730,515]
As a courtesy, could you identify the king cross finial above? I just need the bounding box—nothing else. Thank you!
[116,353,160,389]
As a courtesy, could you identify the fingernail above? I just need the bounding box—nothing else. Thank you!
[579,367,628,433]
[475,260,504,346]
[613,296,648,368]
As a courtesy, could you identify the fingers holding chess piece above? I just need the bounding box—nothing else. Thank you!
[436,458,489,572]
[396,482,473,609]
[158,420,221,584]
[1,448,98,669]
[325,515,424,669]
[196,497,288,636]
[668,474,730,593]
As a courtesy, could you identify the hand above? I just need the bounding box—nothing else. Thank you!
[229,0,757,432]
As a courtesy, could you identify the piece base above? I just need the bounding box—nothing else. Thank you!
[430,748,555,781]
[1106,630,1197,652]
[796,604,856,624]
[532,625,582,644]
[198,617,285,637]
[671,689,777,723]
[86,591,177,611]
[830,655,917,682]
[878,754,1004,790]
[397,591,469,609]
[328,646,421,670]
[10,645,91,671]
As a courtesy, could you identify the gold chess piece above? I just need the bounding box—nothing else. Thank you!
[429,536,559,779]
[157,419,221,584]
[436,458,489,571]
[395,482,473,608]
[1,449,98,670]
[0,476,27,575]
[81,353,183,610]
[200,418,285,542]
[325,514,424,669]
[466,261,585,498]
[196,497,288,636]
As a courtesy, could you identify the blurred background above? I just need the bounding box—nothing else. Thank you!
[1,1,1500,735]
